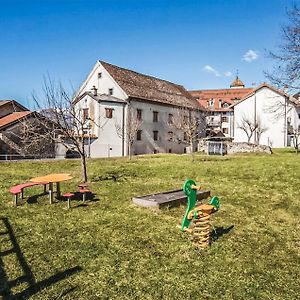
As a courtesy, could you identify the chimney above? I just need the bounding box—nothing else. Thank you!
[91,85,97,96]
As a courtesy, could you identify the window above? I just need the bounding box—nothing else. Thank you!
[98,72,102,78]
[105,108,113,118]
[153,130,158,141]
[209,99,214,106]
[168,113,173,124]
[184,116,189,124]
[223,103,229,108]
[137,130,142,141]
[168,149,172,153]
[183,148,187,153]
[222,128,229,134]
[108,88,114,95]
[137,109,142,120]
[153,149,158,154]
[221,116,228,122]
[83,108,89,122]
[168,131,173,141]
[183,132,187,141]
[153,111,158,122]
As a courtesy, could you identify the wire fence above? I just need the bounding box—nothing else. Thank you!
[0,154,57,161]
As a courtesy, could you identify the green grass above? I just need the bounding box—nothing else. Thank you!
[0,150,299,299]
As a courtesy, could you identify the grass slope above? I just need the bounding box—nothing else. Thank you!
[0,150,299,299]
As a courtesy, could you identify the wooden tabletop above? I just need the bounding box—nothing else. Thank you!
[30,173,73,183]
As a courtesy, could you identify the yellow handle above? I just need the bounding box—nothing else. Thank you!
[191,185,201,190]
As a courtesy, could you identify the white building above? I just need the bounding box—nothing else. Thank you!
[71,60,204,158]
[190,76,253,138]
[233,83,300,148]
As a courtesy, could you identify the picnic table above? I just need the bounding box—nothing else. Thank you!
[30,173,73,204]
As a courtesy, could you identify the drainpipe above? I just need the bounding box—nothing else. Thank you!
[122,103,125,156]
[284,96,287,147]
[254,90,257,144]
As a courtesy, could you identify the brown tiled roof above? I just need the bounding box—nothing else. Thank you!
[0,111,32,129]
[0,100,10,107]
[0,100,28,111]
[189,88,253,111]
[100,61,202,109]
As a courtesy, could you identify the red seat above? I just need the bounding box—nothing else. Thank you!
[63,193,75,198]
[9,182,48,206]
[63,193,75,209]
[78,183,89,189]
[79,189,91,202]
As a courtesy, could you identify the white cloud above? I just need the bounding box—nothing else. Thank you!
[202,65,221,77]
[242,50,259,62]
[224,71,233,77]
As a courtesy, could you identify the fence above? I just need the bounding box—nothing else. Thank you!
[0,154,56,161]
[207,141,227,155]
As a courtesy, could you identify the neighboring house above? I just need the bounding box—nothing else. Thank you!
[72,60,205,158]
[0,100,55,159]
[232,83,300,148]
[189,76,253,138]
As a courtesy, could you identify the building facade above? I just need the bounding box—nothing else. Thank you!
[71,60,205,158]
[189,76,253,138]
[233,83,300,148]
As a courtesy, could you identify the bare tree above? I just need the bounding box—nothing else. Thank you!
[256,117,268,144]
[238,115,257,143]
[289,125,300,153]
[169,107,205,160]
[23,76,99,182]
[238,115,268,144]
[265,5,300,92]
[115,106,142,159]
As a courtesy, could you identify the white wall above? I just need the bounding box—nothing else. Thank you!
[130,100,203,155]
[77,61,128,101]
[234,87,299,148]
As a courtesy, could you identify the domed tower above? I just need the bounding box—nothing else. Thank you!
[230,75,245,89]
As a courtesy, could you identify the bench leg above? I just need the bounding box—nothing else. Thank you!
[44,184,47,194]
[82,193,86,203]
[21,190,24,199]
[49,183,53,204]
[56,182,61,198]
[14,194,18,206]
[67,197,71,209]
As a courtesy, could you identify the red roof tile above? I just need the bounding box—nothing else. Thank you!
[189,88,253,111]
[0,111,32,129]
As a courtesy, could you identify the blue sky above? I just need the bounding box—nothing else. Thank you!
[0,0,295,108]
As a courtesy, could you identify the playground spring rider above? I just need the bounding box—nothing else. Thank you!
[179,179,220,249]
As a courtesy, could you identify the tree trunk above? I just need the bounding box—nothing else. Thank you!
[190,140,195,162]
[80,139,88,182]
[128,143,132,160]
[81,154,88,182]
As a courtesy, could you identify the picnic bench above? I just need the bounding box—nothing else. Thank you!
[9,182,48,206]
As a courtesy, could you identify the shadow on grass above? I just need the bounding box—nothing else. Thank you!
[0,217,82,299]
[211,225,234,242]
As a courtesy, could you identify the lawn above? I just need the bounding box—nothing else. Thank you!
[0,150,299,299]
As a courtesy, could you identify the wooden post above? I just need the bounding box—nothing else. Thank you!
[56,182,61,198]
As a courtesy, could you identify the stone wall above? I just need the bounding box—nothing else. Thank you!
[227,142,272,154]
[197,140,272,155]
